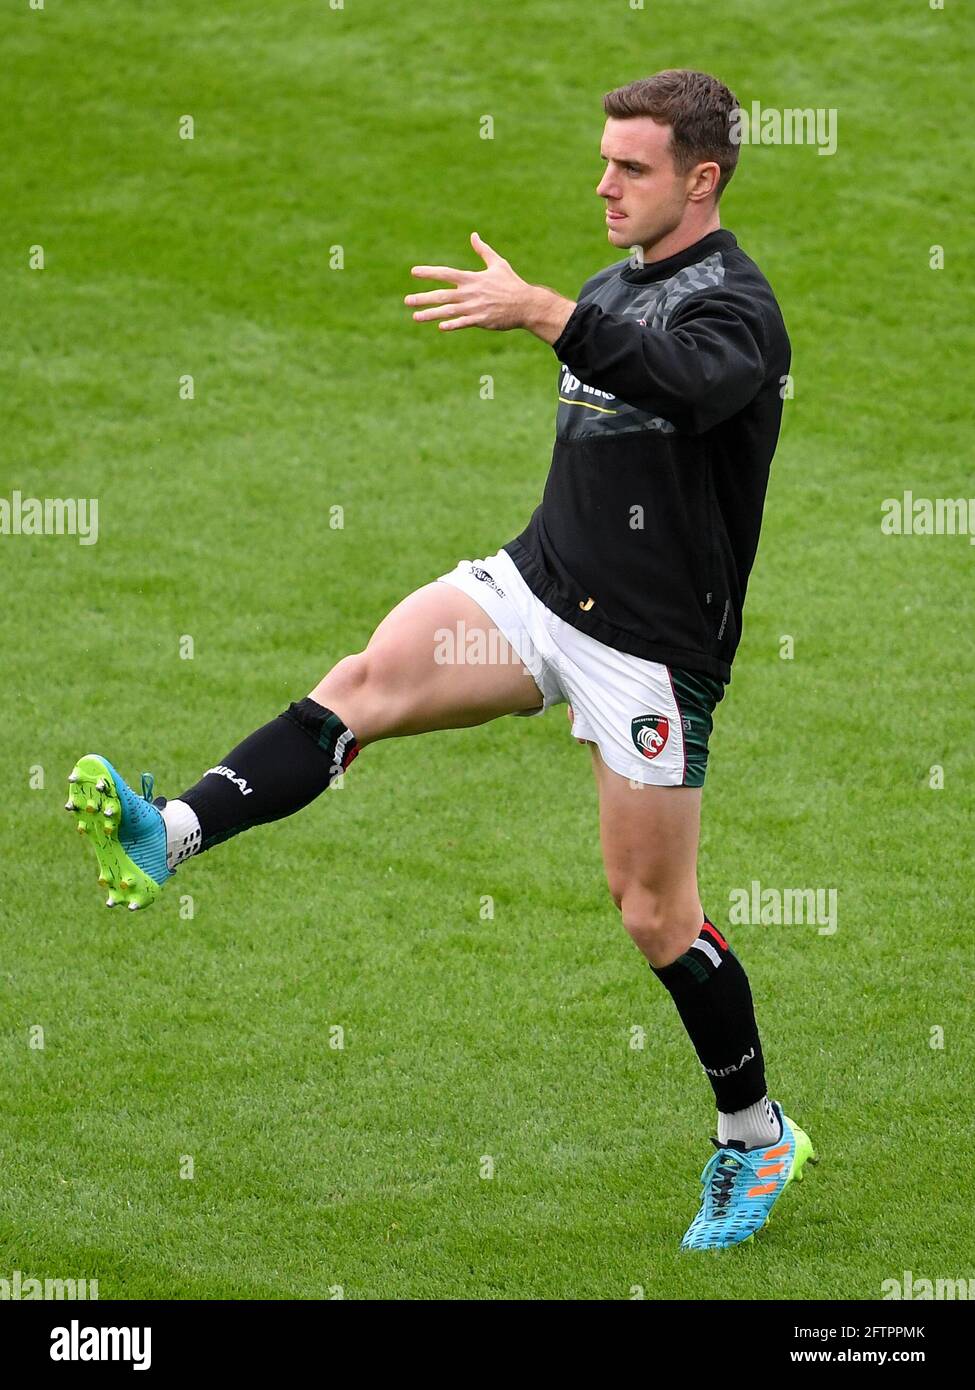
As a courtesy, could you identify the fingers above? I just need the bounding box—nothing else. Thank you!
[471,230,502,264]
[410,265,473,284]
[411,302,463,323]
[406,284,479,328]
[406,236,503,331]
[405,288,457,307]
[405,288,469,324]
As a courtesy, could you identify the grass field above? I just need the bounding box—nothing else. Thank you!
[2,0,973,1300]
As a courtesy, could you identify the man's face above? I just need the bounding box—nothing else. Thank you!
[596,116,695,252]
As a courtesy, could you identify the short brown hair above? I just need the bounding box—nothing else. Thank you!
[603,69,740,198]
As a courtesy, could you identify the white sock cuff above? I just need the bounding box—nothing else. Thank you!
[160,798,203,870]
[717,1095,781,1149]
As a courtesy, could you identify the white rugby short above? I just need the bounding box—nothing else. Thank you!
[436,546,723,787]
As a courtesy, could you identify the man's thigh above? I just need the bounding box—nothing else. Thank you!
[311,580,544,745]
[589,742,702,909]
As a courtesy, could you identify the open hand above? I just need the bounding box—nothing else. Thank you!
[405,232,533,332]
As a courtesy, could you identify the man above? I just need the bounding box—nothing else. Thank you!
[66,69,815,1251]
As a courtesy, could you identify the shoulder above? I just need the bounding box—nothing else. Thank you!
[576,258,630,302]
[670,241,790,354]
[720,242,785,310]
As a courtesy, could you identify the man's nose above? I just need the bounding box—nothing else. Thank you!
[596,174,617,198]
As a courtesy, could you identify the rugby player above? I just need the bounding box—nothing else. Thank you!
[66,69,816,1250]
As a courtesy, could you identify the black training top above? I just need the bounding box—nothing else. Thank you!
[504,228,790,681]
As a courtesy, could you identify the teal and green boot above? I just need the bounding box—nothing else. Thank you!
[680,1101,817,1250]
[65,754,170,911]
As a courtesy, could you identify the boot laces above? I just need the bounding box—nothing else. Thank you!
[707,1149,746,1218]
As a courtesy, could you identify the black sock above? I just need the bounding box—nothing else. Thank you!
[177,698,359,852]
[650,916,767,1113]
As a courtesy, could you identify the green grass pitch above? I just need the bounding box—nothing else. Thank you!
[2,0,973,1299]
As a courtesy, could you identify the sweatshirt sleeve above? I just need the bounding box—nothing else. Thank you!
[551,290,768,435]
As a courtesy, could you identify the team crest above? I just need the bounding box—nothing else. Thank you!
[631,714,670,760]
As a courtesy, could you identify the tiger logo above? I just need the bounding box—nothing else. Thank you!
[630,714,670,760]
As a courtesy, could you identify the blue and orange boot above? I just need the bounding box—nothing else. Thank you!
[680,1101,817,1250]
[65,754,171,911]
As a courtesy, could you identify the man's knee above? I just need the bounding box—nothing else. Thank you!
[310,646,417,744]
[309,651,382,740]
[615,882,700,968]
[311,651,369,706]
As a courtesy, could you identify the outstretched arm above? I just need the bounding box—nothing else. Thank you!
[406,232,576,344]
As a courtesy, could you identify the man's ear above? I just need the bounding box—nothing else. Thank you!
[687,161,721,203]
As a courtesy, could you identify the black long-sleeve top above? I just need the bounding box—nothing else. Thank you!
[504,229,791,681]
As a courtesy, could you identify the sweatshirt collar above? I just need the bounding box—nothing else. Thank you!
[619,229,737,284]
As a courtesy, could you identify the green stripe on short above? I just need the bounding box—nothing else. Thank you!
[669,667,726,788]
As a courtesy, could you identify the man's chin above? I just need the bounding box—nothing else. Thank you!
[606,225,633,247]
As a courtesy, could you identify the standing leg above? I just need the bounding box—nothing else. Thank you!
[587,744,777,1146]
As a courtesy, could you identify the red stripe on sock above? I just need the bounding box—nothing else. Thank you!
[701,920,728,951]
